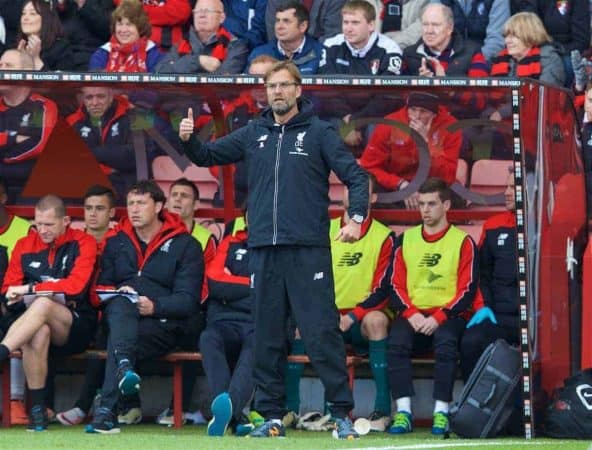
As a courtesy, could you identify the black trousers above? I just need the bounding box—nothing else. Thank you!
[98,297,182,412]
[250,246,353,419]
[460,321,519,382]
[200,320,254,420]
[388,316,466,402]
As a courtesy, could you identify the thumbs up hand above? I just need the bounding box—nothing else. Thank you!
[179,107,195,142]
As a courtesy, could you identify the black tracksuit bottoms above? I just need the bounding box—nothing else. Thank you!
[388,316,466,402]
[200,320,255,420]
[250,245,354,420]
[98,296,184,411]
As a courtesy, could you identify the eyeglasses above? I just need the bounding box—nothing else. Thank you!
[265,81,299,90]
[193,8,222,15]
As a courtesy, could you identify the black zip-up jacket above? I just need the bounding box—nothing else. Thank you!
[97,211,203,320]
[57,0,113,71]
[181,98,369,248]
[1,226,97,313]
[478,211,518,328]
[538,0,590,54]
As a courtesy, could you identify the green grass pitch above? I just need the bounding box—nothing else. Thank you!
[0,425,590,450]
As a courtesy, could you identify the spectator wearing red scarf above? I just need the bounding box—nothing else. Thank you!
[486,12,564,122]
[89,0,161,72]
[113,0,192,52]
[490,12,564,85]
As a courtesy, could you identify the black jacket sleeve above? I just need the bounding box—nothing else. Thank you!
[479,231,495,308]
[180,125,250,167]
[151,236,203,319]
[78,0,112,42]
[319,121,369,220]
[41,38,77,71]
[539,0,591,53]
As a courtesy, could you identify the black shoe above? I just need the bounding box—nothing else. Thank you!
[85,407,121,434]
[27,405,48,432]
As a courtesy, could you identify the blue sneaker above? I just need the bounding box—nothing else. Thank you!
[388,411,413,434]
[117,360,141,396]
[248,420,286,437]
[431,411,449,435]
[332,417,359,440]
[207,392,233,436]
[85,407,120,434]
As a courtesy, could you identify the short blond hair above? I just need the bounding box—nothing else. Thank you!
[503,12,551,47]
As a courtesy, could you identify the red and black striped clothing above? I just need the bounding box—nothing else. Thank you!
[490,46,541,78]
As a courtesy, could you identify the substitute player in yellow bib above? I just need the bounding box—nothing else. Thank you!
[285,180,395,432]
[386,178,478,436]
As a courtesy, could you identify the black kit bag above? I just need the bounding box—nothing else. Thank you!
[544,368,592,439]
[449,339,521,438]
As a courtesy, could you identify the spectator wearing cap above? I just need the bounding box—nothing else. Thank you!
[155,0,248,74]
[359,92,462,210]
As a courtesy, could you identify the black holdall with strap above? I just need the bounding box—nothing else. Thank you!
[544,368,592,439]
[449,339,521,438]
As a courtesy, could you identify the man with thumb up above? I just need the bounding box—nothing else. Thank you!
[179,61,368,440]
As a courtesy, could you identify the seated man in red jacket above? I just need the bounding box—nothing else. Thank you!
[359,92,461,209]
[0,194,98,431]
[86,180,203,434]
[67,86,166,203]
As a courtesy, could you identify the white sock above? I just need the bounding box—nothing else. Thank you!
[434,400,449,414]
[395,397,411,414]
[10,359,25,400]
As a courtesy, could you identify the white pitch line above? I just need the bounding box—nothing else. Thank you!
[342,441,559,450]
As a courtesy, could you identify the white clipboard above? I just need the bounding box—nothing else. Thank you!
[96,290,139,304]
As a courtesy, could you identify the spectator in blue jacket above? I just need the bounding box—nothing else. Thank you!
[248,1,323,74]
[222,0,267,50]
[265,0,346,43]
[431,0,510,61]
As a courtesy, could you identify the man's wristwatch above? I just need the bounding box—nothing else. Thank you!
[351,214,364,225]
